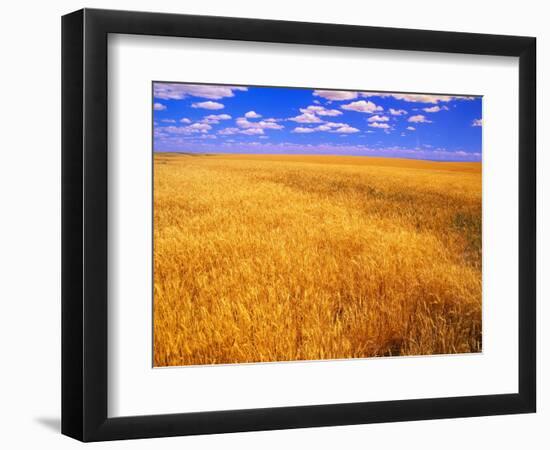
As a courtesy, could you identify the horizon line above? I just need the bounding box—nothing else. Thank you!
[153,150,481,163]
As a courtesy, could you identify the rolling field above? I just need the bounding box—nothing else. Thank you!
[153,153,482,367]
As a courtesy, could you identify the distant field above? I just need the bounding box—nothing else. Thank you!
[153,153,482,367]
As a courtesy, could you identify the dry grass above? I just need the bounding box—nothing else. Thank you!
[153,153,482,367]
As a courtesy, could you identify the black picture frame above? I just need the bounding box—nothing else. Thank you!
[62,8,536,442]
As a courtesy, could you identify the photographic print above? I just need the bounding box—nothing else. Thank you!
[152,82,482,367]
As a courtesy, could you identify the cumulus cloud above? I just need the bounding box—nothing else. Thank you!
[389,108,407,116]
[313,122,348,132]
[313,90,358,101]
[290,121,357,134]
[300,105,343,117]
[154,83,247,100]
[218,127,239,135]
[161,119,176,123]
[324,122,348,128]
[202,114,232,124]
[236,117,284,130]
[241,128,264,135]
[153,102,167,111]
[341,100,383,113]
[406,126,416,131]
[361,92,475,104]
[367,115,389,122]
[192,101,225,110]
[423,105,449,113]
[315,125,331,131]
[209,114,231,120]
[245,111,262,119]
[289,112,323,123]
[292,127,317,133]
[408,114,432,123]
[368,122,390,129]
[184,123,212,132]
[218,117,284,136]
[159,123,212,134]
[331,125,359,133]
[472,118,482,127]
[180,118,191,123]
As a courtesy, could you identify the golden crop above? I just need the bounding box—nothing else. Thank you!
[153,153,482,367]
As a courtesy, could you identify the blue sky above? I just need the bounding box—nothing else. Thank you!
[153,82,482,161]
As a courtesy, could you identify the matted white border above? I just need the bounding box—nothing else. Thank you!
[107,34,518,417]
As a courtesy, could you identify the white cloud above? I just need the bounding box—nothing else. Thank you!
[423,106,441,113]
[291,121,358,133]
[292,127,317,133]
[423,105,449,113]
[241,128,264,135]
[208,114,231,120]
[300,105,342,116]
[389,108,407,116]
[161,119,176,123]
[408,114,432,123]
[192,101,224,110]
[153,102,167,111]
[315,125,331,131]
[331,125,360,133]
[472,118,482,127]
[341,100,383,113]
[313,90,358,101]
[245,111,262,119]
[219,117,284,136]
[368,122,390,129]
[290,122,349,133]
[154,83,247,100]
[180,118,191,123]
[324,122,348,128]
[187,123,212,132]
[361,92,475,104]
[406,126,416,131]
[159,123,212,134]
[236,117,284,130]
[218,127,239,135]
[289,112,322,123]
[367,115,389,122]
[319,109,343,116]
[201,113,232,124]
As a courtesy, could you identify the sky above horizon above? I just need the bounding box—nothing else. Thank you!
[153,82,482,161]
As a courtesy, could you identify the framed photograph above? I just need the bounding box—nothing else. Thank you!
[62,8,536,441]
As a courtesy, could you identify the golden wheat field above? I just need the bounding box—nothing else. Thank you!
[153,153,482,367]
